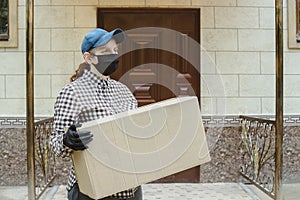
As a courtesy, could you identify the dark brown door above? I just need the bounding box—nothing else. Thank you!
[97,8,201,183]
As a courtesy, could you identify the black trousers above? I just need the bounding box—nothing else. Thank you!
[68,183,143,200]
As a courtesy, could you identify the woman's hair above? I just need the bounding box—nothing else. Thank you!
[70,62,91,82]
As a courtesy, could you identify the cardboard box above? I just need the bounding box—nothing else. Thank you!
[72,96,210,199]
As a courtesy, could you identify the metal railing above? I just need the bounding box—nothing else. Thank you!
[34,117,56,199]
[239,115,276,199]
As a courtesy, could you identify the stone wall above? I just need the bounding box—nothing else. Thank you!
[1,124,299,186]
[0,128,71,186]
[282,126,300,183]
[201,126,300,183]
[200,127,244,183]
[1,0,300,117]
[0,128,27,185]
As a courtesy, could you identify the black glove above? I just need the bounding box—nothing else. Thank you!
[63,124,93,150]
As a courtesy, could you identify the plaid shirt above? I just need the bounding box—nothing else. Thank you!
[50,69,138,199]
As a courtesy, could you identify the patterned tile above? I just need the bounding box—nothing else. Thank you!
[141,183,256,200]
[1,115,300,128]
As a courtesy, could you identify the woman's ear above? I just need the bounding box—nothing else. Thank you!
[83,52,92,64]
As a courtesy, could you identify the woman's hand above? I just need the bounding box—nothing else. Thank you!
[63,124,93,150]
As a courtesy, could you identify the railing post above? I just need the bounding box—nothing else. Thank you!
[26,0,35,199]
[275,0,284,199]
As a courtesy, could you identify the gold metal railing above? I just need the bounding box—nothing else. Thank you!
[34,117,56,199]
[239,115,276,199]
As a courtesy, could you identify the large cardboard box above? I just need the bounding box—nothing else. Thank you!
[72,96,210,199]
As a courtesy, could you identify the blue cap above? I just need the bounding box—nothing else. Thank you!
[81,28,125,54]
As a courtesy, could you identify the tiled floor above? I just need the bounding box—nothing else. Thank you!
[1,183,299,200]
[140,183,258,200]
[0,186,30,200]
[50,183,263,200]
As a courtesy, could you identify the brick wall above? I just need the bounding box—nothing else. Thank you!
[0,0,299,116]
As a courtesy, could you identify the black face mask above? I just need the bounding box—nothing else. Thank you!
[92,54,119,76]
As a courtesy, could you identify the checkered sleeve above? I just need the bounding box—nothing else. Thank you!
[50,85,80,158]
[117,82,138,110]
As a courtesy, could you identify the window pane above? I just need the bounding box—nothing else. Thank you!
[0,0,8,37]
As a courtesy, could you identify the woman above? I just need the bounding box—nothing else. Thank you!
[50,28,142,200]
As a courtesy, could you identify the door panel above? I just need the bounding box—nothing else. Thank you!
[97,8,201,183]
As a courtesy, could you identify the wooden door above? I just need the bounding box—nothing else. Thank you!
[97,8,201,183]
